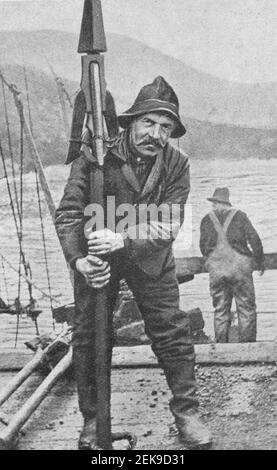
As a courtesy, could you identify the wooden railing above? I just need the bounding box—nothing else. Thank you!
[1,253,276,369]
[174,252,277,362]
[176,252,277,280]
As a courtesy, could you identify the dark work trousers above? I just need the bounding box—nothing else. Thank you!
[73,252,198,421]
[205,210,257,343]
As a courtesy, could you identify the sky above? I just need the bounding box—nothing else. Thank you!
[1,0,277,83]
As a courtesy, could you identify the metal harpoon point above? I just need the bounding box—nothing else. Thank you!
[78,0,107,54]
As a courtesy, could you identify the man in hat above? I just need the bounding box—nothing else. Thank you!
[56,76,212,449]
[200,187,264,343]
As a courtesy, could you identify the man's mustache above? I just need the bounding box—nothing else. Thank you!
[138,138,163,149]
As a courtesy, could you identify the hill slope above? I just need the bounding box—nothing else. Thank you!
[1,30,277,129]
[0,64,76,171]
[0,64,277,172]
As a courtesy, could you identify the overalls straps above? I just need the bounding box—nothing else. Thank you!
[208,209,238,236]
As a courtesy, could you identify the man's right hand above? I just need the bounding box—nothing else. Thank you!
[75,255,111,289]
[258,260,265,276]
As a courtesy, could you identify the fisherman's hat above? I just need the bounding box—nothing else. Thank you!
[118,76,186,138]
[207,187,232,206]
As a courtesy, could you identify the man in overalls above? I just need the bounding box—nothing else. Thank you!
[200,187,264,343]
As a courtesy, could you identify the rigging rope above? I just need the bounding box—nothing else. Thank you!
[0,69,60,344]
[0,252,62,304]
[56,77,73,109]
[15,97,26,346]
[21,58,56,331]
[1,78,21,222]
[34,170,56,331]
[43,54,73,110]
[21,48,33,136]
[1,257,10,305]
[0,137,21,243]
[0,132,29,301]
[21,60,40,337]
[0,75,30,284]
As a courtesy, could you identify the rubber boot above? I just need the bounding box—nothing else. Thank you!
[73,346,98,450]
[164,359,212,449]
[73,345,97,417]
[78,417,97,450]
[175,409,212,450]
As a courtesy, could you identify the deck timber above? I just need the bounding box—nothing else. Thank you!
[175,252,277,277]
[1,363,277,450]
[1,340,277,372]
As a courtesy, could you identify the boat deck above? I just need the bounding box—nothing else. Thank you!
[1,364,277,450]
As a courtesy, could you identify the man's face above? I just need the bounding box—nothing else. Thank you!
[129,112,176,158]
[212,202,229,212]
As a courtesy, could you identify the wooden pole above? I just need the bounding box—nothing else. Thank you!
[20,114,56,225]
[0,348,72,450]
[88,63,112,450]
[56,78,70,138]
[0,349,44,407]
[77,0,113,450]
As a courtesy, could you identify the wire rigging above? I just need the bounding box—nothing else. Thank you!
[15,98,26,346]
[1,78,21,222]
[1,257,10,306]
[21,57,56,331]
[0,252,61,304]
[0,68,61,344]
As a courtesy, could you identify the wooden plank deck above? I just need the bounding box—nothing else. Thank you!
[1,340,277,375]
[1,364,277,450]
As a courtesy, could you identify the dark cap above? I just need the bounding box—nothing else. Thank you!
[118,76,186,138]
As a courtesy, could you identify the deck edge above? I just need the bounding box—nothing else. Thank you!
[0,341,276,371]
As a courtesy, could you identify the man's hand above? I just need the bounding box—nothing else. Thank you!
[87,229,124,256]
[259,263,265,276]
[75,255,111,289]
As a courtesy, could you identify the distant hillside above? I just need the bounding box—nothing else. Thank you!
[0,64,76,171]
[183,119,277,161]
[0,64,277,173]
[1,30,277,129]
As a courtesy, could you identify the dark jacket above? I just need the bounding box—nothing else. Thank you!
[200,209,264,268]
[55,131,190,279]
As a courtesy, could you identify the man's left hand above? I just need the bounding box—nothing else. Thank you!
[88,229,124,255]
